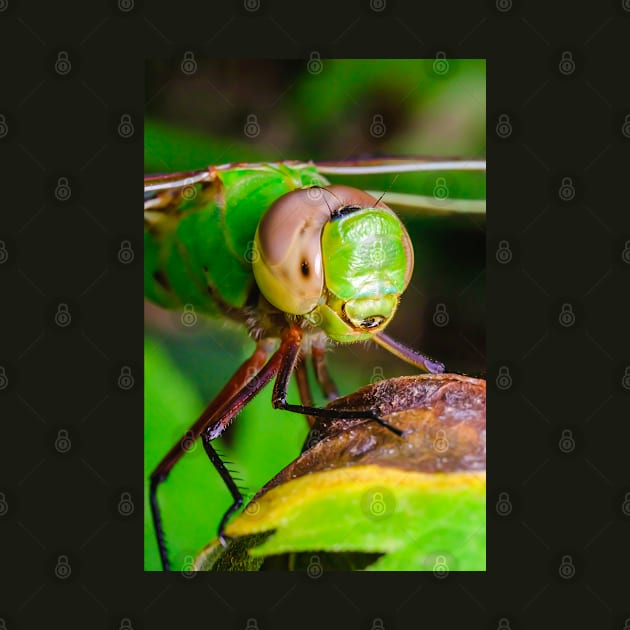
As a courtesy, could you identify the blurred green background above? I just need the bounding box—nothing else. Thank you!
[144,58,486,570]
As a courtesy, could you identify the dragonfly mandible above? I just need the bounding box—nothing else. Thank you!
[144,157,486,570]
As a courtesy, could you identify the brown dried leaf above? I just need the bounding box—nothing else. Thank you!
[260,373,485,494]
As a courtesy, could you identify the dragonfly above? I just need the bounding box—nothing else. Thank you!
[144,157,486,571]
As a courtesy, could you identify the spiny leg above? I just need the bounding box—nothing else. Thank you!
[199,341,289,547]
[201,440,244,549]
[149,339,273,571]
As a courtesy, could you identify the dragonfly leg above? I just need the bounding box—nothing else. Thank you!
[272,327,403,437]
[293,357,316,427]
[374,331,445,374]
[195,341,291,548]
[201,438,243,549]
[149,339,274,571]
[311,345,339,401]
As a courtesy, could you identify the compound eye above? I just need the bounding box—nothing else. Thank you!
[400,222,414,290]
[253,188,329,315]
[323,184,414,289]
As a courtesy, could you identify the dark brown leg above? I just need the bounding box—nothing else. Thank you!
[149,339,274,570]
[271,327,403,434]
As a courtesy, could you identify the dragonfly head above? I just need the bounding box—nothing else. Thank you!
[252,185,414,343]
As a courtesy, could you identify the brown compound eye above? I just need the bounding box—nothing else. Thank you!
[252,187,330,315]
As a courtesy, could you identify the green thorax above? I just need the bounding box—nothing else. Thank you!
[144,162,328,316]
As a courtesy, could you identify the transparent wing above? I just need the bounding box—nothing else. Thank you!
[314,156,486,216]
[144,158,486,216]
[314,156,486,175]
[144,161,307,211]
[144,169,214,215]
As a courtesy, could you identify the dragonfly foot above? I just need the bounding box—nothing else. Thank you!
[368,412,404,438]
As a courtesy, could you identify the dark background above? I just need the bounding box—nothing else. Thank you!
[1,1,629,629]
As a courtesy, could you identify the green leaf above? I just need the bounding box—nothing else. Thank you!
[194,374,486,571]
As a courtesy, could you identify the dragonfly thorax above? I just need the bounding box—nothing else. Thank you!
[253,185,414,344]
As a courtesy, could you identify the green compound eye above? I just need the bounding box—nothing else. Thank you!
[314,193,413,342]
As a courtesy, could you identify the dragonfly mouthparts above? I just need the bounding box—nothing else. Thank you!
[360,316,385,329]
